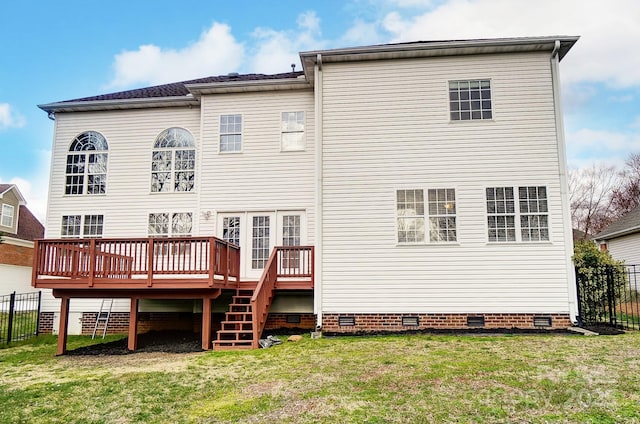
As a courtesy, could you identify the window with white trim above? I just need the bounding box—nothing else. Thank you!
[65,131,108,195]
[148,212,192,237]
[427,189,457,242]
[252,216,270,269]
[449,80,492,121]
[281,112,305,151]
[220,114,242,152]
[1,204,14,228]
[486,186,549,242]
[519,186,549,241]
[61,215,103,238]
[397,189,425,243]
[222,216,241,246]
[151,128,195,193]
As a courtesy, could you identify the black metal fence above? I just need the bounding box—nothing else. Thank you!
[0,291,42,344]
[576,265,640,330]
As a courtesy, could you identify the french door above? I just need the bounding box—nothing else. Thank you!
[217,211,306,280]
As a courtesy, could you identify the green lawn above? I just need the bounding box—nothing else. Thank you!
[1,332,639,423]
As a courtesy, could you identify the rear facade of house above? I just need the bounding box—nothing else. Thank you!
[34,37,579,351]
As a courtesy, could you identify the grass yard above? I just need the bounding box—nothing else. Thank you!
[0,332,639,423]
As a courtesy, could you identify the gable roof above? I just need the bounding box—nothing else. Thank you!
[595,204,640,240]
[0,184,26,204]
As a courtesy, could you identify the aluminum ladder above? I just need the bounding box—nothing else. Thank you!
[92,299,114,339]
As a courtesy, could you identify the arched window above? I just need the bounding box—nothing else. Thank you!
[151,128,196,192]
[65,131,108,195]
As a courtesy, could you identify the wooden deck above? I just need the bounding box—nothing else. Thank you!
[32,237,314,354]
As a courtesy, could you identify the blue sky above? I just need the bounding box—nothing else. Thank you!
[1,0,640,221]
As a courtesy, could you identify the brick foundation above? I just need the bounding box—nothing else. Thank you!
[38,312,55,334]
[0,243,34,267]
[264,313,316,331]
[322,313,572,333]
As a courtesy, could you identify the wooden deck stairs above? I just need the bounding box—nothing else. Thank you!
[213,290,257,350]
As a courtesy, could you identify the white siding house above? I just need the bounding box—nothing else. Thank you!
[595,204,640,265]
[37,37,579,345]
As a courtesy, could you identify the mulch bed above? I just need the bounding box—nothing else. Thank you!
[581,325,626,335]
[66,331,202,356]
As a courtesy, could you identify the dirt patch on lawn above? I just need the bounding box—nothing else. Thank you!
[66,331,202,356]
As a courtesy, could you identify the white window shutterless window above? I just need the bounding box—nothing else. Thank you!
[65,131,108,195]
[1,204,14,228]
[281,112,305,151]
[61,215,104,238]
[220,114,242,152]
[151,128,195,193]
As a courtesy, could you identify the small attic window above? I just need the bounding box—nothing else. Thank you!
[1,204,15,227]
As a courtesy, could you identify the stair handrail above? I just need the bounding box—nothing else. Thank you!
[250,247,280,348]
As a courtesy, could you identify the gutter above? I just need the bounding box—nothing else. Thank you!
[314,53,324,329]
[551,39,578,324]
[38,96,200,114]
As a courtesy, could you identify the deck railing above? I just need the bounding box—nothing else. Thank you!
[251,246,314,347]
[33,237,240,287]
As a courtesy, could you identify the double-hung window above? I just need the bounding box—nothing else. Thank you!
[281,112,305,151]
[1,204,14,228]
[486,186,549,242]
[449,80,492,121]
[220,114,242,152]
[427,189,457,242]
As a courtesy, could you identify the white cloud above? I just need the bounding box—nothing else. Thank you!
[566,127,640,167]
[0,103,26,130]
[249,11,328,74]
[107,23,244,89]
[376,0,640,88]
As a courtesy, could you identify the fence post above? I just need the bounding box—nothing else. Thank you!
[606,265,615,326]
[7,291,16,344]
[574,267,583,326]
[35,291,42,336]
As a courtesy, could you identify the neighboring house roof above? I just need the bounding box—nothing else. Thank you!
[0,183,26,204]
[595,204,640,241]
[13,205,44,241]
[0,184,44,241]
[39,36,579,114]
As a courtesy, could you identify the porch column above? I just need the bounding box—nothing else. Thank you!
[128,298,139,351]
[202,297,212,350]
[56,297,70,356]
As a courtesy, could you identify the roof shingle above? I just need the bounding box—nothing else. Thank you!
[60,71,304,103]
[595,204,640,240]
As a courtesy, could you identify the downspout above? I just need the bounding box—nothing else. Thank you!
[551,40,578,324]
[314,53,324,329]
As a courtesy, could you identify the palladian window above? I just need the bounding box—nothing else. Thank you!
[65,131,108,195]
[151,128,196,192]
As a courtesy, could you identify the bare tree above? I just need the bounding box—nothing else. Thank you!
[611,153,640,216]
[569,164,621,236]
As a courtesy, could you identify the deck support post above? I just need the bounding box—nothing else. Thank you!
[202,297,212,350]
[56,297,70,355]
[128,298,139,351]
